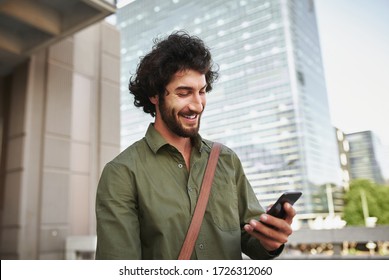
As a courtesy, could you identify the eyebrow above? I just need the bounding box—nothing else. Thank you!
[175,84,207,91]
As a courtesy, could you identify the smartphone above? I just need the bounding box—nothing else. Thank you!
[266,191,302,219]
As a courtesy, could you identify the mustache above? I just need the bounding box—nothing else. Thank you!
[179,107,205,115]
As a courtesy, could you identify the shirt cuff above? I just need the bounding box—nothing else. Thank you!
[266,244,285,257]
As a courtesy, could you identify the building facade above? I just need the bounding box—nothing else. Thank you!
[347,130,388,185]
[0,22,120,259]
[117,0,341,215]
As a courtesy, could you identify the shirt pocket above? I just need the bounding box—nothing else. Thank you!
[208,176,240,231]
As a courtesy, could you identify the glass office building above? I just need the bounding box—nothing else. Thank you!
[117,0,342,215]
[347,131,388,185]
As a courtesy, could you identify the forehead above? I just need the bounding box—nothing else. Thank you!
[169,69,206,89]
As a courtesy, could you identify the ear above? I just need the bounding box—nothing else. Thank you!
[149,95,158,105]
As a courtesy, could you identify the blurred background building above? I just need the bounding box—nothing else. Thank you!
[0,0,119,259]
[117,0,342,217]
[346,130,389,185]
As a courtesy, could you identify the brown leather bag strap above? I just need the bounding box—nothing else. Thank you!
[178,142,222,260]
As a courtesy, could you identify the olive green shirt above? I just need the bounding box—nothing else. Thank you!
[95,124,280,260]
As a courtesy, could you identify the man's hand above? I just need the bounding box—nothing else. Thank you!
[243,202,296,252]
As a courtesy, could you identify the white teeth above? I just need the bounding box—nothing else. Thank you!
[184,114,196,119]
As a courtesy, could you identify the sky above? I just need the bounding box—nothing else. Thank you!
[314,0,389,146]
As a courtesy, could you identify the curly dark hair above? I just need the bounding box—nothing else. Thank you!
[128,31,219,117]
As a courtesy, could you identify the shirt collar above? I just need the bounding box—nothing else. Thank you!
[145,123,209,154]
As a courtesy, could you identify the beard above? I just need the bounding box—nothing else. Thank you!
[158,96,201,138]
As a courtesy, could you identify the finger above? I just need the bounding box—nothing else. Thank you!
[258,214,293,240]
[243,223,262,239]
[250,218,286,241]
[283,203,296,224]
[244,221,285,251]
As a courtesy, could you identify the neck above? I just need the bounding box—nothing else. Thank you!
[153,120,193,157]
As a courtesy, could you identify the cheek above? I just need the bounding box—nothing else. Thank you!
[173,99,188,112]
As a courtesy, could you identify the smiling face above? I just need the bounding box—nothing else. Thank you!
[151,69,207,139]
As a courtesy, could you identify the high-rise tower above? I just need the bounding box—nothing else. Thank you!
[347,130,388,185]
[117,0,342,215]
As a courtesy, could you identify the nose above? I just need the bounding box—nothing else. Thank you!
[188,92,205,113]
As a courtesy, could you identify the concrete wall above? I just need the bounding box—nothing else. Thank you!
[0,21,120,259]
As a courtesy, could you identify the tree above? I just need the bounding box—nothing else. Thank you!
[343,179,389,226]
[375,185,389,224]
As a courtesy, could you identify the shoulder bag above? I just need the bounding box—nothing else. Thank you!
[178,142,222,260]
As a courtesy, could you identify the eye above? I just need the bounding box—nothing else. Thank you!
[177,91,190,97]
[177,90,192,97]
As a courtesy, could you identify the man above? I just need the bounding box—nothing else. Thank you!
[95,31,296,260]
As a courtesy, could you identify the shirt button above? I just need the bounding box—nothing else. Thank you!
[178,163,183,168]
[188,186,192,192]
[199,244,204,250]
